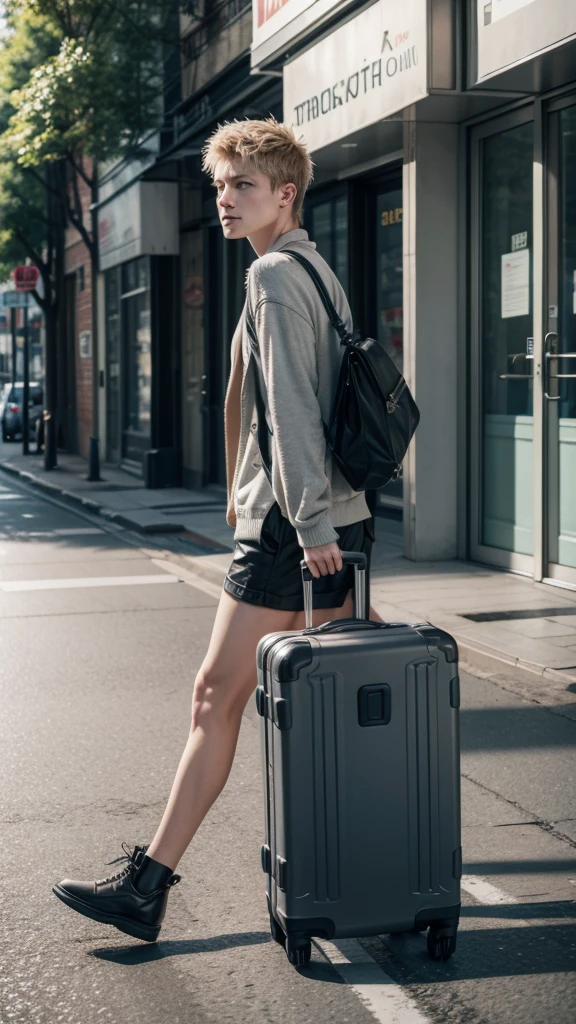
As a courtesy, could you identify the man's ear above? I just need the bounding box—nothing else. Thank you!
[279,182,297,208]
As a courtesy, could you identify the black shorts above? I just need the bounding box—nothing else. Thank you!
[223,502,375,612]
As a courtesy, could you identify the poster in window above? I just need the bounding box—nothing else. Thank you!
[501,250,530,319]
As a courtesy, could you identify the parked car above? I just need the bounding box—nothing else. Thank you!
[0,382,10,422]
[1,382,44,442]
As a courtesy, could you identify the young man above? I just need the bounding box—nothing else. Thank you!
[53,118,381,943]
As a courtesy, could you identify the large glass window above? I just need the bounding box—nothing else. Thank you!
[480,121,534,554]
[309,195,348,290]
[376,188,403,375]
[375,184,403,511]
[121,256,151,440]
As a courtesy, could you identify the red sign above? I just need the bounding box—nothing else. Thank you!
[258,0,290,28]
[14,265,40,291]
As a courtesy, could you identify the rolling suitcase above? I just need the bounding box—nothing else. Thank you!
[256,551,461,968]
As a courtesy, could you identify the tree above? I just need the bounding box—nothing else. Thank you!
[0,0,182,467]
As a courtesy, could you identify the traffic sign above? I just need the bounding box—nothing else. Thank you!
[14,265,40,291]
[0,290,30,308]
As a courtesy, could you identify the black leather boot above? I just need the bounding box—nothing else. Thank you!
[52,843,181,942]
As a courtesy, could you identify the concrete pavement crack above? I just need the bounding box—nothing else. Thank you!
[460,770,576,851]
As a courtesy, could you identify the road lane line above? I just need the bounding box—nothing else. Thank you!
[0,574,181,592]
[315,938,432,1024]
[52,527,104,535]
[5,527,105,538]
[461,874,518,904]
[151,558,223,599]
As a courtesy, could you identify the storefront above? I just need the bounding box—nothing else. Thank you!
[468,0,576,587]
[98,179,180,484]
[251,0,576,583]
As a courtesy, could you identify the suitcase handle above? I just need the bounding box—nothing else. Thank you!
[303,618,395,636]
[300,550,368,628]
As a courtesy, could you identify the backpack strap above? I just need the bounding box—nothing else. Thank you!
[245,306,273,485]
[283,249,353,346]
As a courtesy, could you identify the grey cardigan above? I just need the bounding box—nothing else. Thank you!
[227,228,370,550]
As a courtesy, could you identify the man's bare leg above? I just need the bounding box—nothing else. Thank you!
[146,583,385,872]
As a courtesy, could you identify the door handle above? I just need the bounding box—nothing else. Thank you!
[499,353,533,380]
[544,332,560,400]
[544,339,576,397]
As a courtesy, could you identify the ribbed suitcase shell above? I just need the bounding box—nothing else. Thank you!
[256,620,461,950]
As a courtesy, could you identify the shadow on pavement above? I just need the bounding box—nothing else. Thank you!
[463,858,576,874]
[460,706,576,751]
[357,916,576,983]
[90,930,272,963]
[460,900,576,919]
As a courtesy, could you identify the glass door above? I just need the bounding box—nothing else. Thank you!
[544,100,576,586]
[470,111,535,573]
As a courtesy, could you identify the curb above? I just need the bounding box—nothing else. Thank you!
[0,460,226,553]
[454,634,576,690]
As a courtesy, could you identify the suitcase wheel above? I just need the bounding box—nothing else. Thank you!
[427,928,457,961]
[269,913,286,948]
[286,935,312,968]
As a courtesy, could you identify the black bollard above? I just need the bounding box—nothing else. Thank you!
[87,435,101,482]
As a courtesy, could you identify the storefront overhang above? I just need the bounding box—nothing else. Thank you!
[251,0,361,72]
[470,0,576,92]
[282,0,546,179]
[97,181,179,271]
[284,1,429,156]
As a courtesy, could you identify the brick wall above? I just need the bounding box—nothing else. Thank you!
[64,159,94,459]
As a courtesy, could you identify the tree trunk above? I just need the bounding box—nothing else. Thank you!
[42,160,66,470]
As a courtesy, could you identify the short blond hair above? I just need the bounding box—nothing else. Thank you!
[201,117,314,223]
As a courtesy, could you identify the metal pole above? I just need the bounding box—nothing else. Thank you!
[10,307,16,385]
[22,294,30,456]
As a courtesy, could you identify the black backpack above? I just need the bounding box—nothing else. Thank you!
[246,249,420,493]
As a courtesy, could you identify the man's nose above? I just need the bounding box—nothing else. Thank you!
[218,187,234,209]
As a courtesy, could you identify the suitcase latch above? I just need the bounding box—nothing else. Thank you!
[358,684,391,727]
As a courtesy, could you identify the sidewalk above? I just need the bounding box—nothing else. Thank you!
[2,446,576,715]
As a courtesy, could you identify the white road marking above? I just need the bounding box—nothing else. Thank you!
[315,938,431,1024]
[4,527,105,539]
[461,874,518,905]
[151,558,223,600]
[52,527,104,536]
[315,876,520,1024]
[0,574,181,592]
[0,494,21,500]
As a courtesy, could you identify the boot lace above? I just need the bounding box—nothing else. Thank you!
[95,842,143,889]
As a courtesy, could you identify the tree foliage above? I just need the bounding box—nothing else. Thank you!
[0,0,181,278]
[3,1,180,169]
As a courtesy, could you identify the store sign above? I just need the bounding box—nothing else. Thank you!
[477,0,576,82]
[79,331,92,359]
[284,0,427,153]
[481,0,537,25]
[97,181,179,271]
[252,0,343,67]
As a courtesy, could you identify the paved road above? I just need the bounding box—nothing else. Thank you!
[0,470,574,1024]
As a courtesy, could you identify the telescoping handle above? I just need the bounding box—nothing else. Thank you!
[300,551,368,629]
